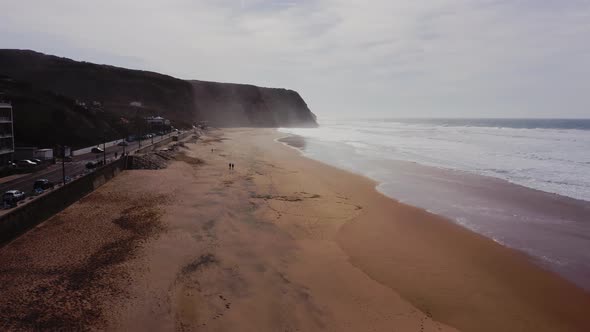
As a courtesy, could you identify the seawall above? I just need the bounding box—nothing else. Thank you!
[0,157,126,246]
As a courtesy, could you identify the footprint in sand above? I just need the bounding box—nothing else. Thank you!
[218,294,232,311]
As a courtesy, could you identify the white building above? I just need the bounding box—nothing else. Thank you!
[34,148,54,160]
[145,116,170,126]
[0,102,14,166]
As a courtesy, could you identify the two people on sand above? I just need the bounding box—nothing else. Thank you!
[229,163,235,170]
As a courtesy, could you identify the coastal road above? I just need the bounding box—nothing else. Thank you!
[0,135,171,196]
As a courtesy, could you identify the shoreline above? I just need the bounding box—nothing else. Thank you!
[0,128,589,331]
[278,133,590,292]
[278,133,590,206]
[276,130,590,330]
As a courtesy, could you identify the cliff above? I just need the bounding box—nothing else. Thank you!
[190,80,316,127]
[0,49,317,146]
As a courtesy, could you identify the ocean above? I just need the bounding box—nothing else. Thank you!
[279,118,590,290]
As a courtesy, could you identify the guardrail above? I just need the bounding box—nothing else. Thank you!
[72,133,175,156]
[133,132,192,155]
[72,138,127,156]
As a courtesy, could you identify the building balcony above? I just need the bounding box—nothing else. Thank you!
[0,117,12,123]
[0,147,14,154]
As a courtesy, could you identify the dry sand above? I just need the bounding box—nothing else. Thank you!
[0,128,589,331]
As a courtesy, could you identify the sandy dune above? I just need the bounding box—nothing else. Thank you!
[0,128,589,331]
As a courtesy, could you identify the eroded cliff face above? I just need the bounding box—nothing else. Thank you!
[191,80,317,127]
[0,49,318,132]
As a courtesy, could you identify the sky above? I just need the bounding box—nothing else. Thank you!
[1,0,590,119]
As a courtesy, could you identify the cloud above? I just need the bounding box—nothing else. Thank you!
[1,0,590,118]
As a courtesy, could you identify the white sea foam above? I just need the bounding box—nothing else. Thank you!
[280,119,590,202]
[279,119,590,290]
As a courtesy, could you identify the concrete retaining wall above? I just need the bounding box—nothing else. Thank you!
[134,136,175,155]
[0,132,192,246]
[0,157,127,246]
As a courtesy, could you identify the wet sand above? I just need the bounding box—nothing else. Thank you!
[280,134,590,291]
[0,128,589,331]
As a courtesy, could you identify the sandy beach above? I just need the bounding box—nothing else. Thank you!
[1,128,589,331]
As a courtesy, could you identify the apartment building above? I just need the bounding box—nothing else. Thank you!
[0,102,14,166]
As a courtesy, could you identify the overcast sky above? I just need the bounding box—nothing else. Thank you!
[2,0,590,118]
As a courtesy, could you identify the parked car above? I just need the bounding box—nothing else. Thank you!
[17,160,37,168]
[3,190,26,207]
[118,141,129,146]
[31,158,43,164]
[33,179,54,191]
[86,161,98,169]
[91,147,104,153]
